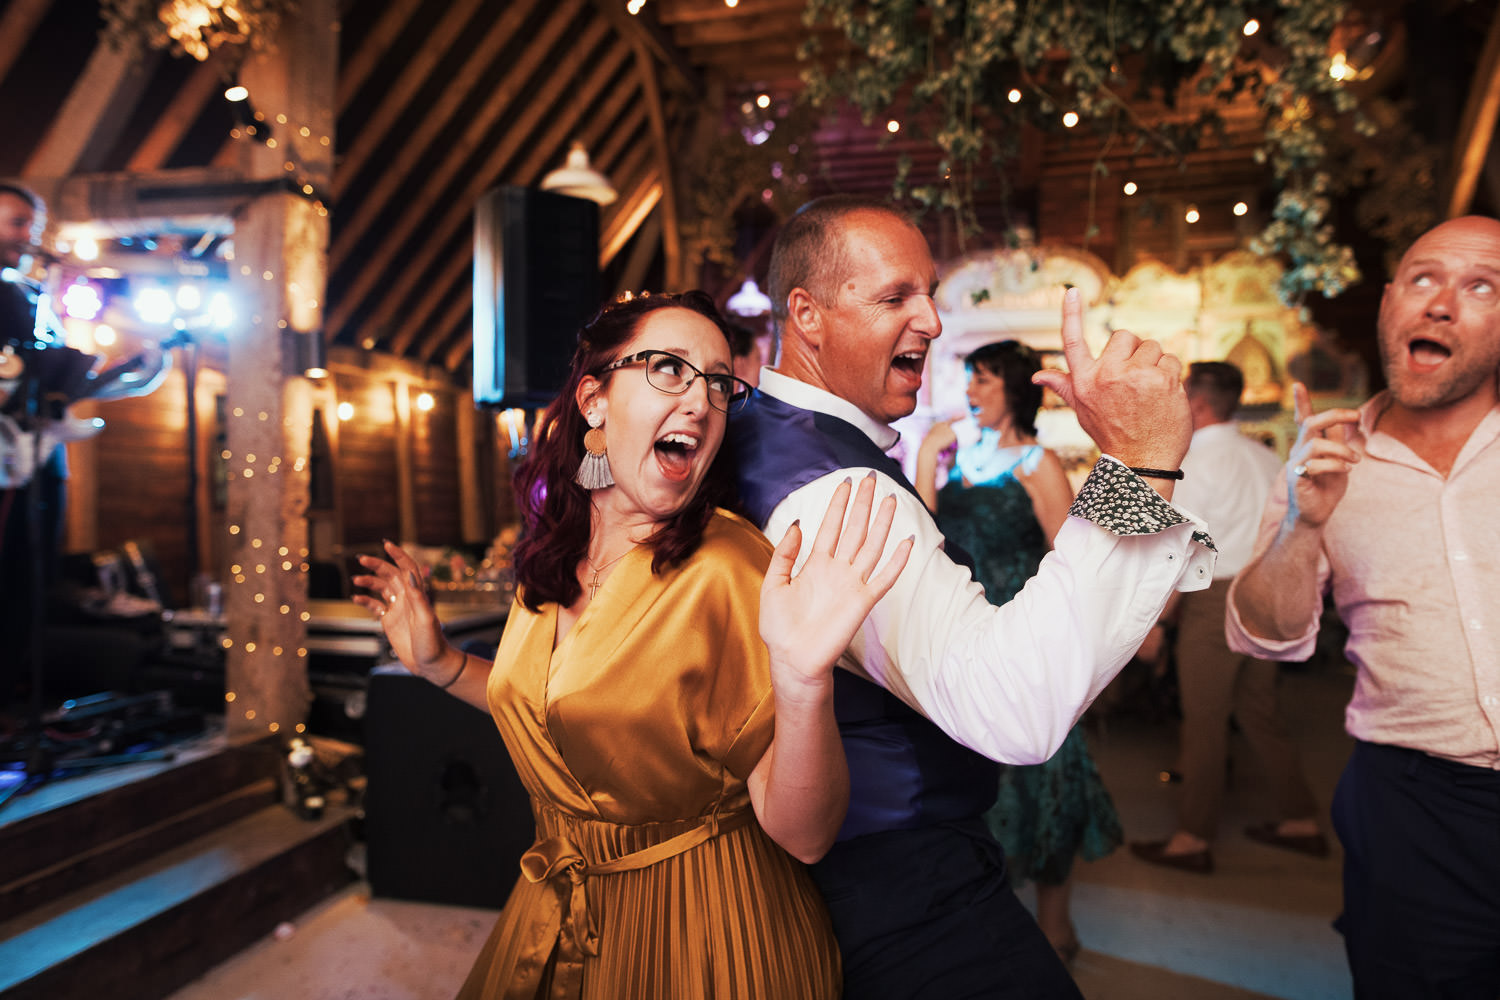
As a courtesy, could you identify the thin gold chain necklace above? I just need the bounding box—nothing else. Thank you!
[585,544,637,601]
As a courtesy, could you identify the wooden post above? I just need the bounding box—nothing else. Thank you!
[220,0,336,739]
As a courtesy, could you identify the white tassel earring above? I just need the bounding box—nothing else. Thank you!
[574,410,614,490]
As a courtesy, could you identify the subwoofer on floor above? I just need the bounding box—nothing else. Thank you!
[364,666,533,909]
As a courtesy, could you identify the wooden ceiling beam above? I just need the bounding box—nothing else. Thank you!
[589,0,701,96]
[127,61,224,172]
[602,172,664,270]
[377,28,631,356]
[670,12,804,46]
[633,40,682,289]
[598,139,655,238]
[332,0,492,199]
[612,208,663,300]
[329,0,548,271]
[23,42,149,177]
[656,0,805,25]
[442,291,481,372]
[419,281,472,366]
[1447,3,1500,218]
[328,0,584,291]
[336,0,424,114]
[594,103,650,181]
[0,0,53,85]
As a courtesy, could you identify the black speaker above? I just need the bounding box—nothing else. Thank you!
[472,186,601,409]
[364,667,534,908]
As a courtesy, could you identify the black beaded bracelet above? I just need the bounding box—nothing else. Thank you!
[436,654,467,690]
[1128,466,1185,481]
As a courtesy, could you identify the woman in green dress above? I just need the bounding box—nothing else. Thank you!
[916,339,1123,965]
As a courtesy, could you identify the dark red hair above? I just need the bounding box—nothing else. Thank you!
[510,290,742,611]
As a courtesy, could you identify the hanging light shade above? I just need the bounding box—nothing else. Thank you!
[727,278,773,317]
[540,142,617,205]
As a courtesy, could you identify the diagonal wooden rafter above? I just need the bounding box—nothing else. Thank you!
[422,282,473,367]
[384,36,633,356]
[23,41,144,177]
[329,14,613,343]
[633,40,680,289]
[327,0,579,283]
[1446,3,1500,218]
[0,0,53,85]
[335,0,424,113]
[601,143,660,266]
[127,61,224,172]
[593,102,650,189]
[614,208,663,299]
[331,0,489,199]
[589,0,701,96]
[402,54,645,362]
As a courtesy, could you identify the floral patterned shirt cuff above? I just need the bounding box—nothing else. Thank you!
[1070,457,1216,550]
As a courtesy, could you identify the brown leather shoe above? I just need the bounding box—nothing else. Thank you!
[1244,822,1331,858]
[1129,839,1214,874]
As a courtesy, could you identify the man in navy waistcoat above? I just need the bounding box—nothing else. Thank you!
[727,195,1216,998]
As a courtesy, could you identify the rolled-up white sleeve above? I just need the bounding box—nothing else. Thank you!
[764,457,1216,764]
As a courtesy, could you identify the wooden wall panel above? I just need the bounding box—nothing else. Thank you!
[87,370,193,606]
[333,373,401,545]
[410,390,462,546]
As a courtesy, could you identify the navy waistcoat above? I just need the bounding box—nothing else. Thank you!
[729,390,1000,841]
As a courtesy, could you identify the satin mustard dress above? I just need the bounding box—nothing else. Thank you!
[456,511,840,1000]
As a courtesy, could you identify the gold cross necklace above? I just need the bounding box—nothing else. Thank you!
[585,543,637,601]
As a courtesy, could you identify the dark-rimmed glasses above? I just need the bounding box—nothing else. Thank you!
[597,350,753,414]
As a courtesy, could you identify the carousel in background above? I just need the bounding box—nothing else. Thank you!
[899,233,1369,492]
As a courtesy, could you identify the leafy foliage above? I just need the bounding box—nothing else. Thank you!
[800,0,1384,301]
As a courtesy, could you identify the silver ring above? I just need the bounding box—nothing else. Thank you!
[1293,464,1310,479]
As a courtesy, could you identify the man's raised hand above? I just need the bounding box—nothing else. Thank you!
[1031,287,1191,475]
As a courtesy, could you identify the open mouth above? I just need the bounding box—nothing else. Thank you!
[1408,338,1452,371]
[654,432,700,482]
[892,351,925,380]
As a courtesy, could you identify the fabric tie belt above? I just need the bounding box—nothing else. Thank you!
[506,804,754,1000]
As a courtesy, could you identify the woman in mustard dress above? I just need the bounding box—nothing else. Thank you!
[356,291,911,999]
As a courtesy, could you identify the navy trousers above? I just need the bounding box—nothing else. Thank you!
[809,818,1083,1000]
[1332,741,1500,999]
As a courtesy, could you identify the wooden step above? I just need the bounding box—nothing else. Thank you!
[0,731,283,924]
[0,802,356,1000]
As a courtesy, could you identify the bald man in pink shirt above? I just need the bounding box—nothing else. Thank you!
[1229,216,1500,999]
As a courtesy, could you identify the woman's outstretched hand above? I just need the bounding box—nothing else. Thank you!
[352,540,452,682]
[759,473,914,702]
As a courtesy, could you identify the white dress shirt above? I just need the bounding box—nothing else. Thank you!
[1174,421,1284,579]
[756,368,1216,764]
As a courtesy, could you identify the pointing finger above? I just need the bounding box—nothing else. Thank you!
[1292,382,1312,425]
[1056,286,1092,376]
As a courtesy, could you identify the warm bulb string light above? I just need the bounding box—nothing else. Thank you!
[226,93,334,219]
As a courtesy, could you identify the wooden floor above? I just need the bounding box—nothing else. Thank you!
[162,660,1360,1000]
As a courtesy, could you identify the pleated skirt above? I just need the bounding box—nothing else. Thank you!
[455,804,841,1000]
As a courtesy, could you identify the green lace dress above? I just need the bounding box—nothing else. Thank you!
[935,451,1124,886]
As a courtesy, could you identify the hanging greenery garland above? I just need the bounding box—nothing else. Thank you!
[799,0,1385,302]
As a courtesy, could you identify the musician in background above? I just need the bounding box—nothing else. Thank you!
[1,182,63,709]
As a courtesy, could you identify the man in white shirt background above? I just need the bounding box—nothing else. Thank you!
[1129,360,1324,875]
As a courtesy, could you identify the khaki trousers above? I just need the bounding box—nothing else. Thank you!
[1174,578,1319,840]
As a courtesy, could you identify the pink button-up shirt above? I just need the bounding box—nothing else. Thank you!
[1226,392,1500,769]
